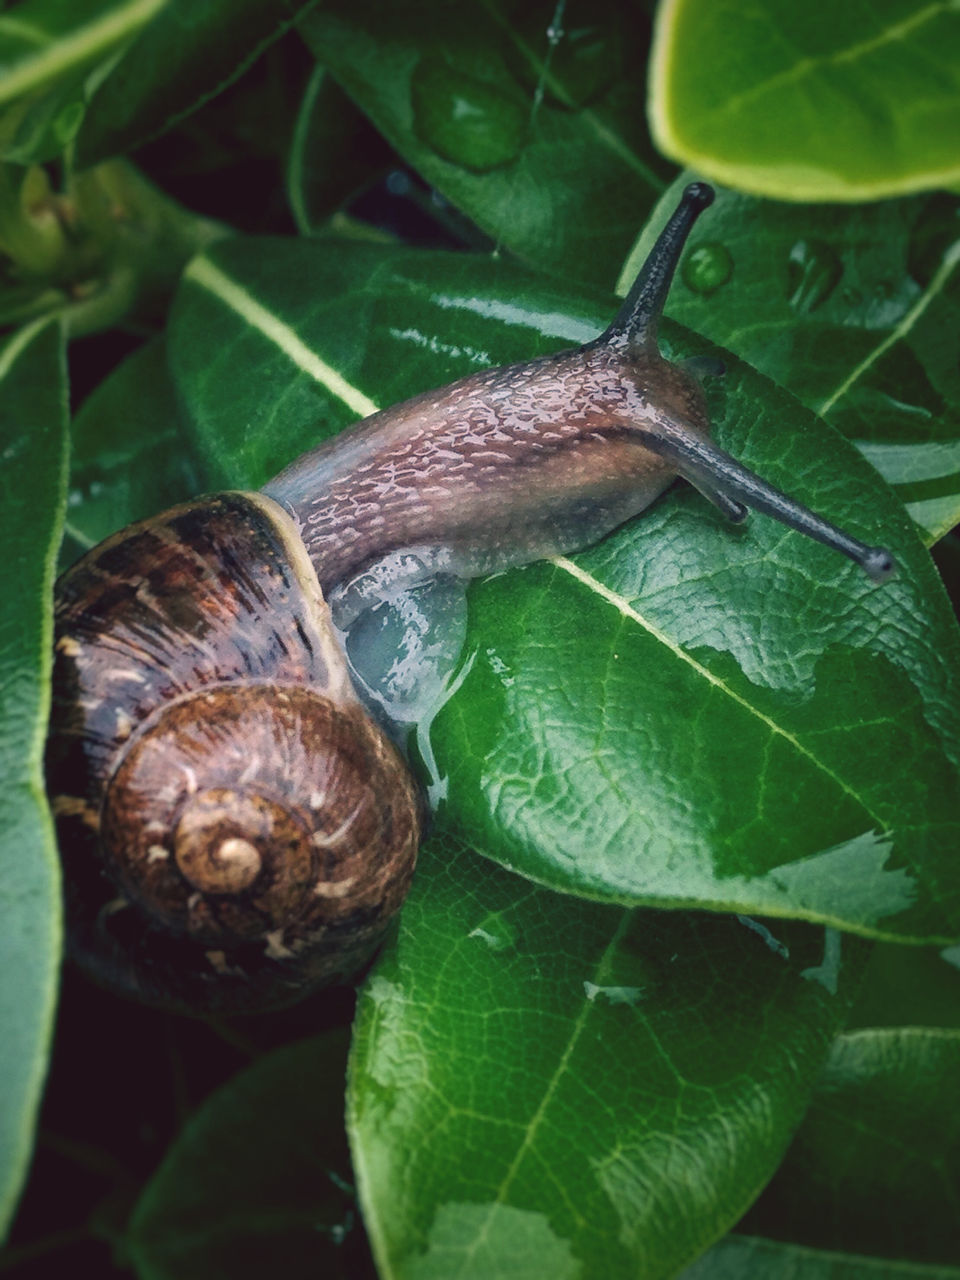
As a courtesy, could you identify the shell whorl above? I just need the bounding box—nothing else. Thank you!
[46,493,421,1013]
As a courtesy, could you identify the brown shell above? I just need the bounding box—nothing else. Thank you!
[46,492,421,1014]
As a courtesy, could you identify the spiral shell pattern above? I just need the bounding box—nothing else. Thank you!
[46,493,420,1013]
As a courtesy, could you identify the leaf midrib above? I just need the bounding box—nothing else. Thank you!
[707,1,957,124]
[448,912,631,1279]
[552,555,887,833]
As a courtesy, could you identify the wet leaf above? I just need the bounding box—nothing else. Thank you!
[349,835,865,1280]
[299,0,672,286]
[0,319,67,1238]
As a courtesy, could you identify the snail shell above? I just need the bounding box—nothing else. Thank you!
[46,492,420,1013]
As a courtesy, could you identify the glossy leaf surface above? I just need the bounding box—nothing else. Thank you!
[0,320,67,1238]
[349,835,864,1280]
[167,237,960,944]
[77,0,316,165]
[128,1031,373,1280]
[299,0,672,286]
[619,178,960,542]
[649,0,960,201]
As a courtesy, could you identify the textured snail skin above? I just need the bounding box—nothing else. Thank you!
[267,182,894,597]
[47,183,895,1015]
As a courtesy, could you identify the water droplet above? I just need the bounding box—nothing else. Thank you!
[411,58,526,172]
[582,981,645,1007]
[786,239,843,313]
[681,241,733,295]
[907,192,960,286]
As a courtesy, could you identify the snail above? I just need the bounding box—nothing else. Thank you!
[46,182,894,1015]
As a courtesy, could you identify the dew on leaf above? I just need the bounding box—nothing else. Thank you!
[681,242,732,295]
[411,58,527,172]
[786,239,843,313]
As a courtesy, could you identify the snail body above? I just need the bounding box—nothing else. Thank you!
[47,183,894,1013]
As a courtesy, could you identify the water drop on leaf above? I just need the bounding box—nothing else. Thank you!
[786,239,843,313]
[411,58,527,172]
[681,241,732,295]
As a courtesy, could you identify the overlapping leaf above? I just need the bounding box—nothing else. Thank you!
[299,0,672,286]
[619,178,960,542]
[686,1026,960,1276]
[738,1027,960,1267]
[0,320,67,1238]
[167,236,960,944]
[61,337,200,563]
[348,835,865,1280]
[649,0,960,201]
[680,1235,960,1279]
[0,0,167,162]
[77,0,318,166]
[127,1032,372,1280]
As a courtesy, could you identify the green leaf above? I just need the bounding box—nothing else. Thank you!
[432,481,960,941]
[0,0,167,109]
[847,940,960,1031]
[649,0,960,202]
[680,1234,960,1279]
[299,0,672,286]
[618,179,960,543]
[287,68,400,236]
[77,0,318,166]
[0,319,68,1239]
[128,1031,374,1280]
[61,337,202,564]
[167,236,960,944]
[0,72,89,164]
[738,1027,960,1267]
[349,834,865,1280]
